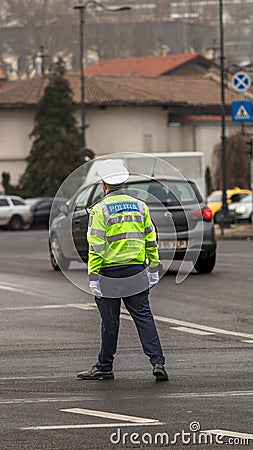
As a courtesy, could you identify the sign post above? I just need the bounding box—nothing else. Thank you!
[231,71,253,223]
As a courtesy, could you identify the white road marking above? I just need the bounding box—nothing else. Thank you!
[0,303,96,312]
[61,408,159,423]
[0,284,28,294]
[205,429,253,440]
[121,308,253,339]
[221,252,253,259]
[170,326,214,336]
[21,422,164,431]
[0,305,70,311]
[241,340,253,344]
[150,313,253,340]
[161,390,253,399]
[0,376,62,380]
[67,303,96,310]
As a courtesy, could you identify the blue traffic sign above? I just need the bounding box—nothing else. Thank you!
[232,72,251,92]
[232,101,252,122]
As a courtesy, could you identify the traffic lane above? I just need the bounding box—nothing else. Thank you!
[0,300,252,419]
[0,346,252,449]
[1,289,253,369]
[0,230,252,339]
[0,262,252,444]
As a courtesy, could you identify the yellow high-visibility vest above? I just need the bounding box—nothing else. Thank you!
[87,191,160,276]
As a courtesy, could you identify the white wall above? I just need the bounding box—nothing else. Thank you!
[167,122,240,168]
[84,105,169,155]
[0,109,34,187]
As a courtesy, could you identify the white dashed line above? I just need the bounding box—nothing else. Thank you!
[21,422,164,431]
[170,326,214,336]
[61,408,159,423]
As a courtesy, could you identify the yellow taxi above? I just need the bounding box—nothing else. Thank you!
[207,187,252,222]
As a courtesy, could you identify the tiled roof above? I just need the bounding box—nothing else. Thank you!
[0,74,239,108]
[84,53,210,76]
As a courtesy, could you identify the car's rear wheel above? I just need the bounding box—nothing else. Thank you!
[194,253,216,274]
[49,234,70,271]
[9,215,23,231]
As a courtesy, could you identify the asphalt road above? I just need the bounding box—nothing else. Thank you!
[0,230,252,449]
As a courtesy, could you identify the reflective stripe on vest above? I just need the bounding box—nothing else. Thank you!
[146,240,157,248]
[88,228,106,237]
[144,224,154,235]
[107,231,144,243]
[89,243,105,252]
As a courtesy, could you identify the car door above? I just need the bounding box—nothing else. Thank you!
[33,200,52,227]
[72,185,96,260]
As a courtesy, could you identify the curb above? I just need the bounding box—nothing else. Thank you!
[215,225,253,240]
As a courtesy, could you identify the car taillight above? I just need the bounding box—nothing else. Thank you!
[192,207,213,222]
[29,206,33,213]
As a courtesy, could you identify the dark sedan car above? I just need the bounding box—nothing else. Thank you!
[49,176,216,275]
[26,197,67,228]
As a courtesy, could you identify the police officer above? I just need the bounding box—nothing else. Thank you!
[77,160,168,381]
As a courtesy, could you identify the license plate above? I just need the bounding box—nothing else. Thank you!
[159,240,187,250]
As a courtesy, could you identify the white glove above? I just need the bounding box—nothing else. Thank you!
[148,271,159,288]
[89,280,102,297]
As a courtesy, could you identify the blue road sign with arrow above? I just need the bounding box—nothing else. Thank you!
[232,101,252,122]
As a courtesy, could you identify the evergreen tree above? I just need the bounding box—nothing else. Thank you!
[1,172,20,195]
[18,60,82,197]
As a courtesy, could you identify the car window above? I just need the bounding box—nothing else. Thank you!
[230,193,248,203]
[0,199,9,207]
[125,180,200,205]
[74,185,94,211]
[36,201,52,211]
[207,193,221,202]
[91,184,105,205]
[11,198,26,206]
[241,195,252,203]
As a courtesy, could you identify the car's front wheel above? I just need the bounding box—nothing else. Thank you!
[49,234,70,271]
[194,253,216,274]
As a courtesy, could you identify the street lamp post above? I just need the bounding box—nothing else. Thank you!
[73,2,131,164]
[219,0,228,233]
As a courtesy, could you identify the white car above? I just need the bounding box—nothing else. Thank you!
[0,195,33,230]
[228,194,253,223]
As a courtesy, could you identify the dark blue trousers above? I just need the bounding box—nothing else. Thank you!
[94,265,165,371]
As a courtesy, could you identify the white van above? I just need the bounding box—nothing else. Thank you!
[85,152,206,199]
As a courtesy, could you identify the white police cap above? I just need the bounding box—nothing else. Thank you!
[98,160,129,185]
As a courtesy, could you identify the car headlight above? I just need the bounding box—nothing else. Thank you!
[235,206,246,214]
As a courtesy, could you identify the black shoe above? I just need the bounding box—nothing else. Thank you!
[77,365,114,380]
[153,364,169,381]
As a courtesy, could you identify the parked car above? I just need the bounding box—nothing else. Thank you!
[0,195,33,230]
[26,197,67,229]
[49,176,216,274]
[207,188,252,223]
[228,194,253,223]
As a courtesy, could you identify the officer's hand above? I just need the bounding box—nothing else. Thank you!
[89,280,102,297]
[148,271,159,288]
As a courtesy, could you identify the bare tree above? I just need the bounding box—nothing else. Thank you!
[212,133,251,189]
